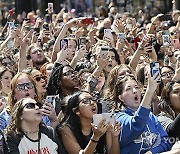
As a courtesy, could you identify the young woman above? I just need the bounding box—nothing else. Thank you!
[0,72,57,130]
[5,97,66,154]
[111,72,171,153]
[0,66,14,98]
[57,91,121,154]
[158,80,180,142]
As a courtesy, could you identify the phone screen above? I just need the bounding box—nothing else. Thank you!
[78,37,86,49]
[118,33,125,42]
[162,31,170,47]
[150,62,161,83]
[60,39,68,50]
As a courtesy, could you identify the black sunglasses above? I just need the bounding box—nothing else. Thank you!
[34,75,46,82]
[22,102,43,110]
[16,82,34,91]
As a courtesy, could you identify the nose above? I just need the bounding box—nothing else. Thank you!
[132,88,137,94]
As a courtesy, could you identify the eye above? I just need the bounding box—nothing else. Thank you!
[173,90,179,94]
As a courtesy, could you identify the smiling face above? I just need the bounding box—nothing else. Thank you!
[77,92,98,119]
[161,67,174,85]
[119,79,141,111]
[14,76,36,101]
[21,98,42,123]
[170,82,180,114]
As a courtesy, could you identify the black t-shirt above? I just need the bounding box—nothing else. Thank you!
[5,125,66,154]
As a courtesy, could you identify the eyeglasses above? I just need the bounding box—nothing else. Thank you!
[16,82,34,91]
[22,102,43,110]
[79,97,97,104]
[161,71,174,78]
[63,70,78,76]
[34,75,46,82]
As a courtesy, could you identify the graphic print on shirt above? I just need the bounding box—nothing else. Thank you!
[18,133,58,154]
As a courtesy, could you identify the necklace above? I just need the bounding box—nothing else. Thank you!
[23,129,39,134]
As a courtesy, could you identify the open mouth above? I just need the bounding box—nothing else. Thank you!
[108,64,112,67]
[134,95,139,102]
[91,106,97,113]
[25,93,30,97]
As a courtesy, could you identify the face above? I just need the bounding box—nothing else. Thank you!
[1,58,13,68]
[77,92,98,119]
[61,66,79,89]
[161,67,174,85]
[119,79,141,111]
[14,76,36,101]
[170,83,180,114]
[31,70,46,94]
[117,66,134,78]
[26,55,33,67]
[30,47,46,65]
[21,98,42,123]
[67,40,77,61]
[104,51,117,73]
[46,63,54,77]
[1,71,13,91]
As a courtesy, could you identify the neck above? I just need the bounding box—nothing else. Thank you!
[21,121,40,134]
[61,87,74,97]
[1,87,9,96]
[80,116,92,134]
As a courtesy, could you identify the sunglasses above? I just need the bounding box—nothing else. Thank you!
[79,97,97,104]
[16,82,34,91]
[34,75,46,82]
[22,102,43,110]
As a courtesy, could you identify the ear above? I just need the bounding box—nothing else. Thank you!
[75,111,80,116]
[118,95,124,102]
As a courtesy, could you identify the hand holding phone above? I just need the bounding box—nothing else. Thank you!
[93,113,115,127]
[104,29,113,41]
[48,3,54,14]
[78,37,86,49]
[60,39,68,50]
[150,62,161,83]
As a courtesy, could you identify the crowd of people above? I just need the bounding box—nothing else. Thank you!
[0,0,180,153]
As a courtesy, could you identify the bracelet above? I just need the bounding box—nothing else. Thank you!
[90,138,98,143]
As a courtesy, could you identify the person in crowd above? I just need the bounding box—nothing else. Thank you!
[111,73,171,153]
[5,97,66,154]
[40,62,54,80]
[0,66,14,98]
[158,80,180,145]
[0,129,7,153]
[26,43,48,70]
[0,72,58,130]
[57,90,121,154]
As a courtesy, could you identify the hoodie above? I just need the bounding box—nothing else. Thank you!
[116,106,172,154]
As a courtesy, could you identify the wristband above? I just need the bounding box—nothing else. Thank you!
[90,138,98,143]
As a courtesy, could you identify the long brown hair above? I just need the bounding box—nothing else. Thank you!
[8,72,42,113]
[4,98,25,135]
[103,64,134,100]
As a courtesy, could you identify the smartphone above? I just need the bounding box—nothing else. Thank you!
[150,62,161,83]
[104,29,112,40]
[8,22,16,29]
[45,95,55,104]
[100,46,109,57]
[172,39,180,49]
[81,18,94,25]
[48,3,54,14]
[43,24,49,31]
[60,39,68,50]
[162,31,170,47]
[78,37,86,49]
[118,33,125,42]
[93,113,115,126]
[159,14,172,21]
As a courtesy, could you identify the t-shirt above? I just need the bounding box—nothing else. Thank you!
[5,125,66,154]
